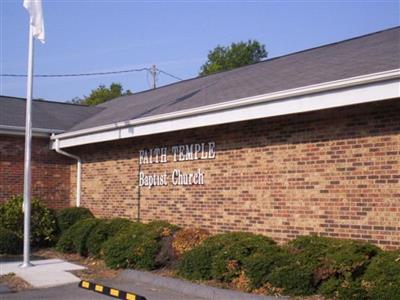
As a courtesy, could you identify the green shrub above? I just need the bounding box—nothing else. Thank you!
[103,222,161,270]
[56,229,74,253]
[316,240,380,299]
[86,218,132,257]
[288,235,333,260]
[56,207,94,232]
[177,232,276,281]
[177,241,221,280]
[280,235,380,297]
[318,277,367,300]
[210,233,276,282]
[0,227,22,254]
[267,262,316,296]
[0,196,57,246]
[362,250,400,300]
[243,247,290,289]
[286,235,342,276]
[323,239,380,277]
[56,218,100,256]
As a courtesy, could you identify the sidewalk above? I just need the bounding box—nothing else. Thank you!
[0,258,85,288]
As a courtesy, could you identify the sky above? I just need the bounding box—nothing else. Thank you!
[0,0,399,103]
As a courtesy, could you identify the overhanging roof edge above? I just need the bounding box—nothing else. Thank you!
[51,69,400,149]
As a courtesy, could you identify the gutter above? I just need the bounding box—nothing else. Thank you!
[51,69,400,142]
[54,136,81,207]
[0,125,64,137]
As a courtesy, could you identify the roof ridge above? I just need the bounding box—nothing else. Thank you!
[98,25,400,106]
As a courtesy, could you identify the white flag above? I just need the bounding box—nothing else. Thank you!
[23,0,45,43]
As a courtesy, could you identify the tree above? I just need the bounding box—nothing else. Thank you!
[199,40,267,76]
[72,83,132,106]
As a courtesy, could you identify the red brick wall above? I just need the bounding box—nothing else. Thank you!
[0,135,72,209]
[70,99,399,249]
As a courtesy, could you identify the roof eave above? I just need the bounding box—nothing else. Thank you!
[51,69,400,149]
[0,125,64,137]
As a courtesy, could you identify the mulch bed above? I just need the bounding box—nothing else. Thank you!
[0,273,32,292]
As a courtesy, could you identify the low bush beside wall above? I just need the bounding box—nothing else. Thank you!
[103,221,179,270]
[56,218,101,256]
[0,195,58,247]
[103,223,161,270]
[0,227,22,254]
[56,207,94,232]
[177,232,276,281]
[242,246,290,290]
[362,250,400,299]
[86,218,133,257]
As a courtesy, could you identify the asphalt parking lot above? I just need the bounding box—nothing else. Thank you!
[1,279,207,300]
[1,269,285,300]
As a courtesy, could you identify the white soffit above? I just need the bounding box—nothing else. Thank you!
[52,69,400,149]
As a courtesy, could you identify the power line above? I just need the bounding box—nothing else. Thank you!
[0,67,183,81]
[156,68,183,81]
[0,68,150,77]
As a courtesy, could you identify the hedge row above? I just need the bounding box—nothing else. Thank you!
[56,218,179,270]
[54,212,400,299]
[1,199,398,299]
[178,234,400,300]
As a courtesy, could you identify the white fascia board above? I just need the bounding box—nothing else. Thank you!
[53,75,400,149]
[0,125,64,137]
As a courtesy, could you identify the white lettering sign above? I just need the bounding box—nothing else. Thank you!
[138,141,215,188]
[172,169,204,186]
[139,141,216,165]
[139,172,168,188]
[139,169,205,188]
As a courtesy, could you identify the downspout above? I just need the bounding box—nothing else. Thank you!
[53,136,81,207]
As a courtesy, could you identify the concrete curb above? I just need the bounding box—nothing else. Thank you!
[122,270,288,300]
[0,283,13,295]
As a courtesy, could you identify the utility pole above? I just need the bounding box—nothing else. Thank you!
[151,65,157,89]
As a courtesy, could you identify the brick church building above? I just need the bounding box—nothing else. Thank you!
[1,27,399,249]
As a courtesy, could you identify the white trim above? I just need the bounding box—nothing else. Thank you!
[52,69,400,149]
[0,125,64,137]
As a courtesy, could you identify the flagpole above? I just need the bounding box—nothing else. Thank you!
[21,24,35,268]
